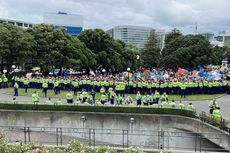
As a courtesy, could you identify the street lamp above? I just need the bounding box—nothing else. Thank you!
[127,67,131,93]
[12,65,16,85]
[81,115,86,129]
[129,117,135,131]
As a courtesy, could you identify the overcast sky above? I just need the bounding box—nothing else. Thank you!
[0,0,229,34]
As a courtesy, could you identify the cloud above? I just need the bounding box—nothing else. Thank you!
[0,0,230,34]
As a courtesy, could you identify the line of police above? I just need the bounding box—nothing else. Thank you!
[15,77,230,97]
[13,76,222,119]
[30,85,196,111]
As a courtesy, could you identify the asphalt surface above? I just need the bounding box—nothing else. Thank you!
[0,88,229,120]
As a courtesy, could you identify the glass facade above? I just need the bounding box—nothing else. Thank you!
[56,26,83,37]
[107,25,165,49]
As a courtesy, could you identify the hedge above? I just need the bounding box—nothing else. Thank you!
[0,103,196,118]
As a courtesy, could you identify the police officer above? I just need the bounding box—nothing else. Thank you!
[3,77,8,88]
[209,98,219,114]
[108,87,113,100]
[24,79,29,93]
[100,86,106,95]
[160,92,168,102]
[53,80,59,95]
[100,93,107,105]
[0,77,2,88]
[169,100,176,108]
[136,91,142,106]
[187,102,195,111]
[73,80,79,96]
[32,91,39,104]
[178,101,185,109]
[82,89,89,103]
[142,93,148,106]
[110,91,115,105]
[161,100,168,108]
[180,82,186,98]
[212,107,221,118]
[66,90,73,104]
[154,90,161,104]
[42,81,48,97]
[117,94,123,105]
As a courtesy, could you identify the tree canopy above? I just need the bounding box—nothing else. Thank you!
[160,29,219,69]
[141,30,161,69]
[78,29,138,72]
[0,24,228,75]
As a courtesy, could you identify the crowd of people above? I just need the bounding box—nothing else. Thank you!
[13,70,230,99]
[0,66,226,117]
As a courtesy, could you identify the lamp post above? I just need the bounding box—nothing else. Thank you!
[127,67,131,94]
[12,65,16,85]
[129,117,135,131]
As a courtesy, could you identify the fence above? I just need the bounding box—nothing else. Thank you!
[0,126,229,152]
[198,111,230,133]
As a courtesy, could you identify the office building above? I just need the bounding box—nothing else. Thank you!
[107,25,165,49]
[0,18,34,28]
[43,12,83,36]
[200,33,215,41]
[214,31,230,47]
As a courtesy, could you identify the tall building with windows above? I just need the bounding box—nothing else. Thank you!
[200,32,215,42]
[0,18,34,28]
[107,25,165,49]
[213,31,230,47]
[43,12,83,37]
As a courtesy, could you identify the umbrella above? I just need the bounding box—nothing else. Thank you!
[176,69,186,75]
[192,70,198,76]
[143,69,150,74]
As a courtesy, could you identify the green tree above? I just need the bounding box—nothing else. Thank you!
[161,34,217,69]
[141,30,160,69]
[78,29,137,72]
[66,36,96,71]
[28,24,75,75]
[213,46,230,64]
[164,28,182,45]
[0,23,35,73]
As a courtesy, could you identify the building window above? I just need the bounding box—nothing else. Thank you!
[29,24,33,28]
[8,21,15,25]
[24,23,28,27]
[16,22,23,27]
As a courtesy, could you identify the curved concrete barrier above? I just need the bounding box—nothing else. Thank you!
[0,110,229,151]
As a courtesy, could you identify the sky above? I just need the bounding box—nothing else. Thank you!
[0,0,230,34]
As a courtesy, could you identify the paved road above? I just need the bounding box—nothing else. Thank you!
[0,88,61,104]
[182,95,230,120]
[0,88,230,120]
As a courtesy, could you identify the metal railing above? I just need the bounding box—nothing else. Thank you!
[198,111,230,133]
[0,126,229,152]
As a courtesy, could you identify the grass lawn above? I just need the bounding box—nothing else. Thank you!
[5,88,223,101]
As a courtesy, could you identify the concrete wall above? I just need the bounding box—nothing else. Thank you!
[0,110,229,151]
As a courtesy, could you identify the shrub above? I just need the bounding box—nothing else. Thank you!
[0,103,196,118]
